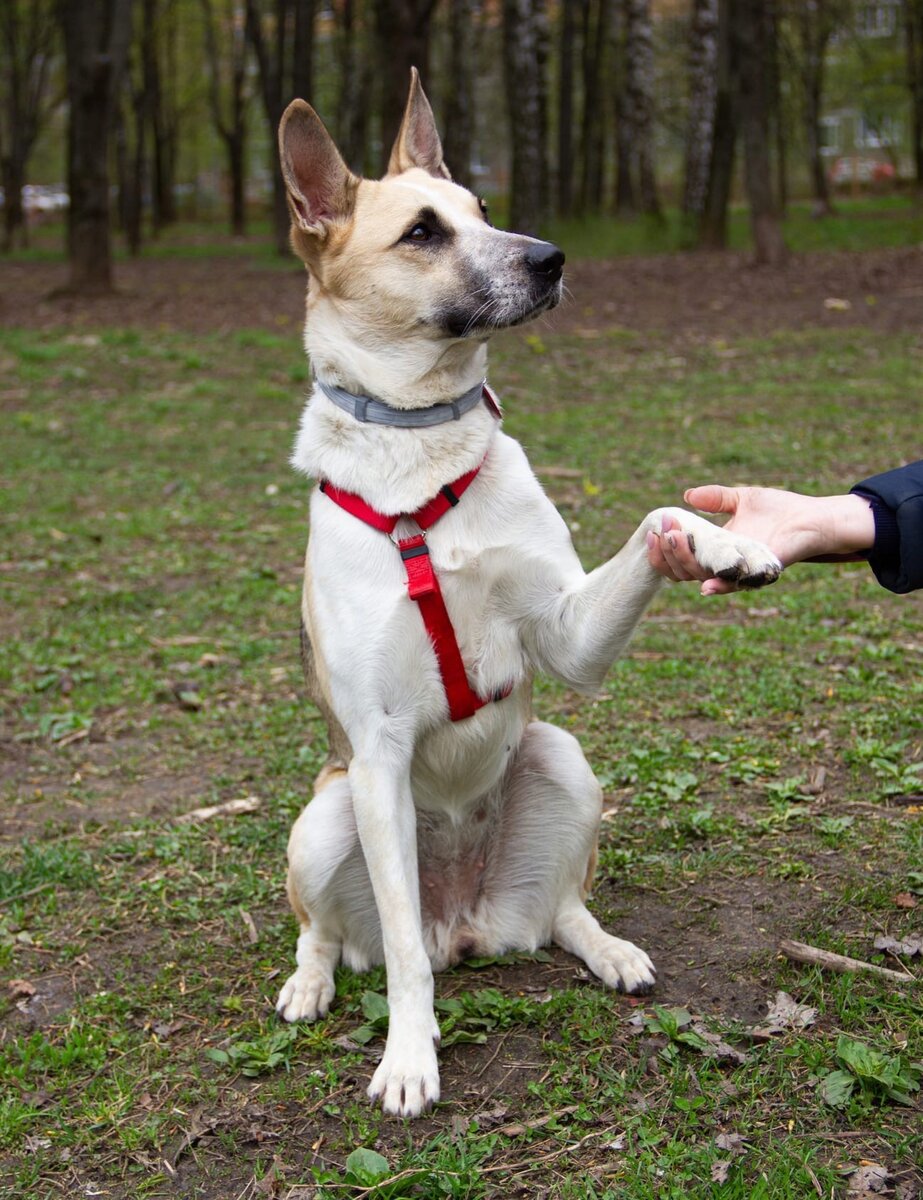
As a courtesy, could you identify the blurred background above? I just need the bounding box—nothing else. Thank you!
[3,0,923,291]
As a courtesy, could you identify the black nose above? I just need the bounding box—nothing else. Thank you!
[524,241,565,283]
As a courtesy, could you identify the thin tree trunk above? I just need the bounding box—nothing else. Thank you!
[579,0,611,213]
[625,0,661,218]
[797,0,833,215]
[59,0,134,293]
[502,0,549,233]
[201,0,250,236]
[682,0,718,229]
[557,0,578,216]
[443,0,476,186]
[374,0,435,171]
[699,0,734,248]
[613,0,636,215]
[736,0,786,264]
[906,0,923,198]
[335,0,372,173]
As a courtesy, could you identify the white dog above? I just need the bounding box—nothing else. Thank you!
[274,70,781,1117]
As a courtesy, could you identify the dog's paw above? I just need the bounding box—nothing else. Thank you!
[276,968,335,1023]
[586,935,657,996]
[662,509,782,590]
[368,1028,440,1118]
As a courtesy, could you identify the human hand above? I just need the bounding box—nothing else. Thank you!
[646,485,876,595]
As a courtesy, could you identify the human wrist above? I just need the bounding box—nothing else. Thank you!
[829,493,876,555]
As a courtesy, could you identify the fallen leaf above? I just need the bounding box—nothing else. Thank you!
[846,1162,895,1196]
[711,1161,731,1183]
[715,1133,747,1155]
[8,978,36,1000]
[824,297,852,311]
[893,893,918,909]
[874,933,923,959]
[749,990,818,1039]
[691,1023,748,1065]
[498,1105,578,1137]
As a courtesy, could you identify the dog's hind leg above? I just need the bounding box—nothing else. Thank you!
[277,770,380,1022]
[474,721,655,994]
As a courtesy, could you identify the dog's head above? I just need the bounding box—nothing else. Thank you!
[278,69,564,343]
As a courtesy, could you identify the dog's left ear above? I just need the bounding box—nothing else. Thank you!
[386,67,452,180]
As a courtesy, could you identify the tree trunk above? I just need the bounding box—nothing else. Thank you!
[374,0,435,172]
[625,0,661,218]
[443,0,476,186]
[557,0,578,216]
[1,0,55,252]
[502,0,549,233]
[682,0,718,229]
[201,0,250,236]
[579,0,611,214]
[59,0,134,293]
[612,0,635,214]
[699,0,734,248]
[906,0,923,197]
[797,0,833,215]
[335,0,373,173]
[736,0,786,264]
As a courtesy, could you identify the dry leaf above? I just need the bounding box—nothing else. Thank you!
[846,1162,895,1196]
[711,1161,731,1183]
[874,933,923,959]
[715,1133,747,1155]
[749,990,818,1039]
[893,893,918,910]
[8,978,36,1000]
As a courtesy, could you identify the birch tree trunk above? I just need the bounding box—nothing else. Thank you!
[682,0,718,231]
[502,0,549,233]
[59,0,134,293]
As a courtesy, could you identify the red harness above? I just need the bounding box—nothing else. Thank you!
[319,459,511,722]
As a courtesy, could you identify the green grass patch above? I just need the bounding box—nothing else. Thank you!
[1,318,920,1196]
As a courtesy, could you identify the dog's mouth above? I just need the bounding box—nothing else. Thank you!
[437,275,564,339]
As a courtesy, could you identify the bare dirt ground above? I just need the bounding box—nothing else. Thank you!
[4,244,923,339]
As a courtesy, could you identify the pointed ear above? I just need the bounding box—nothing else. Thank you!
[278,100,358,237]
[386,67,452,180]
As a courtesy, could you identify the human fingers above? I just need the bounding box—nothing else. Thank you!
[661,529,707,582]
[646,531,681,580]
[683,484,741,517]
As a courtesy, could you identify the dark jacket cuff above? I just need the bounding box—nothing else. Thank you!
[851,460,923,594]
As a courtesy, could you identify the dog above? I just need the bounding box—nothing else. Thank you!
[274,69,781,1117]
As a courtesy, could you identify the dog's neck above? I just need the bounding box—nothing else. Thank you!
[305,299,489,410]
[293,303,499,515]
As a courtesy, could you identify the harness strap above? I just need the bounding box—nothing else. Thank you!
[319,453,510,722]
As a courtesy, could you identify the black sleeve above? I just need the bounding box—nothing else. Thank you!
[850,460,923,594]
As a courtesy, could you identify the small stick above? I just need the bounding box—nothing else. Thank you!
[174,796,261,823]
[779,939,916,984]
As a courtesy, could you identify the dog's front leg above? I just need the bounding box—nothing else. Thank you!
[348,753,440,1117]
[524,507,780,693]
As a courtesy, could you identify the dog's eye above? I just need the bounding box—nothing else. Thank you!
[404,223,433,243]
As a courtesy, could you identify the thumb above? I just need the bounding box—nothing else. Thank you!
[684,484,741,517]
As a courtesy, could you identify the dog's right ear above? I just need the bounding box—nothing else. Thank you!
[278,100,357,237]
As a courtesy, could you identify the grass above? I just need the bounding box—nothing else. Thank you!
[8,192,923,266]
[0,308,921,1198]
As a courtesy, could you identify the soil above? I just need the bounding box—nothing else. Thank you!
[4,244,923,340]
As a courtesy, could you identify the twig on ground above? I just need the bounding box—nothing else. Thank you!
[779,939,916,984]
[175,796,261,823]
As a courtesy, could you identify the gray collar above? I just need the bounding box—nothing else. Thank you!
[315,376,487,428]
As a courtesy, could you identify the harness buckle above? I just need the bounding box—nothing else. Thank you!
[399,534,437,599]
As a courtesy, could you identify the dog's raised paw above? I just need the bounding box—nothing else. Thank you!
[276,968,335,1023]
